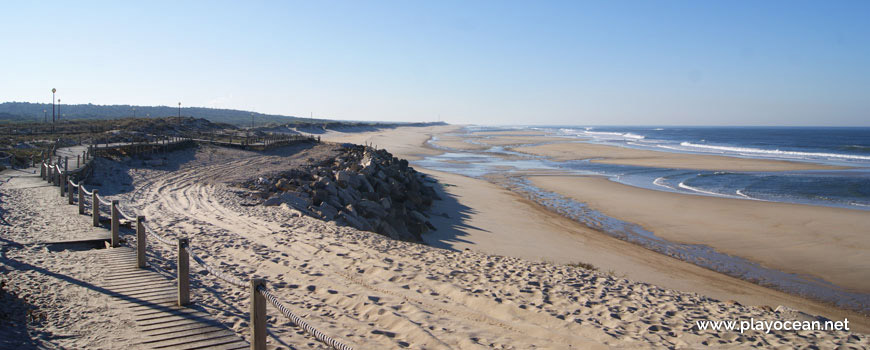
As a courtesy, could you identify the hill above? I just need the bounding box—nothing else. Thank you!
[0,102,319,126]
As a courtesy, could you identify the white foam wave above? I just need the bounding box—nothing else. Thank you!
[653,176,674,190]
[678,142,870,161]
[678,181,739,199]
[851,202,870,207]
[734,189,764,201]
[583,131,646,140]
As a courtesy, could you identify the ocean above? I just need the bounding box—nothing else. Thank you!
[423,126,870,210]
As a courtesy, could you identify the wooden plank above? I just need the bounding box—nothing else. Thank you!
[95,247,247,348]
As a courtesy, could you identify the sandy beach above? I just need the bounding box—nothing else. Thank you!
[528,176,870,293]
[2,126,867,348]
[321,126,870,331]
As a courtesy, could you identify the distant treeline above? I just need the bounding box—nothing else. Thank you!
[0,102,313,126]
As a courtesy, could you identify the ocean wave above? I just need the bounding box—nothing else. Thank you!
[678,142,870,161]
[678,181,740,199]
[583,131,646,140]
[653,176,674,190]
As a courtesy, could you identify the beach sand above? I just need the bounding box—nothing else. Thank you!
[2,127,867,348]
[319,126,870,331]
[512,141,845,171]
[528,176,870,294]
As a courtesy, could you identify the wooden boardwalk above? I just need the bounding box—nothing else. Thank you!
[96,247,249,350]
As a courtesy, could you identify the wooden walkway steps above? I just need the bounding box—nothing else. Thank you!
[96,247,249,350]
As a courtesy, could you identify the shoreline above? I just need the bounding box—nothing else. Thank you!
[321,125,870,330]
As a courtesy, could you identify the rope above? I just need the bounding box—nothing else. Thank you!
[81,186,93,196]
[143,224,175,246]
[185,246,247,288]
[116,206,136,221]
[68,179,79,188]
[258,285,354,350]
[96,194,112,206]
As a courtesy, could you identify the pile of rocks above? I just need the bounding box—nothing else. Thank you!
[241,144,440,242]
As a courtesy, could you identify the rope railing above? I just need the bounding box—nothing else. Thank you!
[46,138,355,350]
[115,206,136,221]
[185,246,247,288]
[96,194,112,206]
[144,224,176,246]
[258,285,354,350]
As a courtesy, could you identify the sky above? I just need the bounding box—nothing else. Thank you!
[1,1,869,126]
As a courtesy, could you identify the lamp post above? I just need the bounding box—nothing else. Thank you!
[51,88,56,124]
[43,109,46,123]
[57,99,61,121]
[133,107,136,118]
[178,102,181,118]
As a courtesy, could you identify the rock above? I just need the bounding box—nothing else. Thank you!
[409,210,427,223]
[317,202,338,221]
[263,192,311,208]
[337,188,354,206]
[275,178,293,191]
[339,212,371,231]
[312,189,329,206]
[279,204,302,217]
[335,170,351,184]
[358,199,387,218]
[359,177,375,193]
[378,222,401,240]
[379,197,391,211]
[263,196,283,206]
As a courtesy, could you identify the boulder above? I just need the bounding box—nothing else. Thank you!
[317,202,339,221]
[263,196,283,206]
[337,188,354,206]
[379,197,391,211]
[275,178,294,191]
[357,199,388,218]
[409,210,427,223]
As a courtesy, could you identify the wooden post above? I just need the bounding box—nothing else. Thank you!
[59,174,66,197]
[67,179,74,205]
[93,189,100,227]
[177,238,190,306]
[250,278,267,350]
[137,216,146,268]
[111,200,120,247]
[78,184,85,214]
[77,155,80,168]
[64,156,68,173]
[40,163,45,179]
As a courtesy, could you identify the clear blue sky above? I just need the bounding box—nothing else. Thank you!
[2,1,869,126]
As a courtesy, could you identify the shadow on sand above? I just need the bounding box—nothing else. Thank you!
[420,180,490,251]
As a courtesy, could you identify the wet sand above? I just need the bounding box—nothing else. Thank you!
[512,141,846,171]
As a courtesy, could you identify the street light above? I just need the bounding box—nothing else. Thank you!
[133,107,136,118]
[57,99,61,121]
[178,102,181,118]
[43,109,46,123]
[51,88,56,123]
